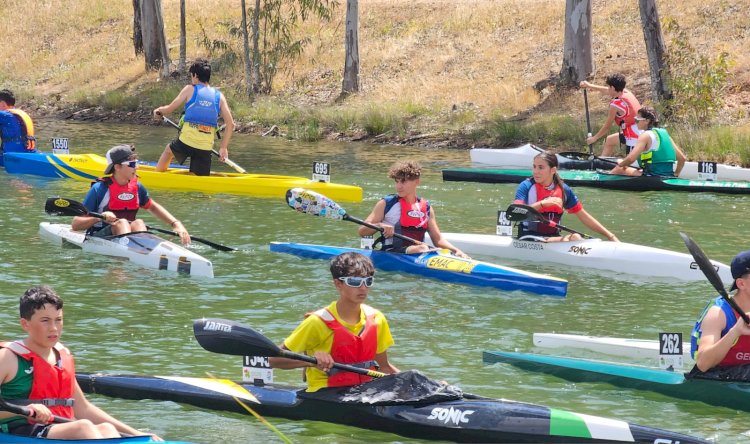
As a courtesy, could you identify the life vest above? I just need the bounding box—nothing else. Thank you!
[640,128,677,176]
[95,177,141,221]
[0,341,75,419]
[382,195,430,250]
[690,296,750,366]
[519,182,565,236]
[183,84,221,130]
[0,109,36,153]
[611,92,641,144]
[308,305,379,388]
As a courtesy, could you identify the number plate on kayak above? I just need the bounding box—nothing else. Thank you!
[425,256,477,273]
[658,332,684,370]
[697,161,718,181]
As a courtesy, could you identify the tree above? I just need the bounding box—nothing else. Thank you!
[638,0,671,102]
[241,0,253,96]
[341,0,359,96]
[140,0,171,77]
[251,0,261,93]
[559,0,593,85]
[179,0,186,72]
[132,0,143,55]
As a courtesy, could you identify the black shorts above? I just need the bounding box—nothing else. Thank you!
[168,139,213,176]
[6,422,53,438]
[619,131,626,145]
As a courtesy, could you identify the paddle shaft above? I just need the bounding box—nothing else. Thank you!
[279,348,386,378]
[583,89,594,161]
[344,214,424,246]
[509,204,592,239]
[160,115,246,173]
[0,396,72,424]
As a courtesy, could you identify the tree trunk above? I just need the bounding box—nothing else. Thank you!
[140,0,171,77]
[241,0,253,97]
[251,0,262,93]
[341,0,360,95]
[132,0,143,55]
[559,0,593,85]
[639,0,672,102]
[178,0,186,72]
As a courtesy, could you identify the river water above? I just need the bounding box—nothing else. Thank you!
[0,119,747,443]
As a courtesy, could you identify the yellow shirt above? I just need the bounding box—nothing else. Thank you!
[283,301,394,392]
[178,123,216,151]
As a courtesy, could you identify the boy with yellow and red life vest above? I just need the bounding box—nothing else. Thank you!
[580,74,642,158]
[269,253,399,392]
[691,251,750,372]
[0,286,161,440]
[71,145,191,246]
[357,160,468,258]
[0,89,37,157]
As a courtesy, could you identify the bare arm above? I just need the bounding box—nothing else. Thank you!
[695,307,750,371]
[153,85,193,118]
[146,200,190,245]
[579,80,610,95]
[672,139,687,177]
[374,350,399,375]
[425,208,468,258]
[358,200,389,237]
[0,349,19,421]
[71,215,101,232]
[217,95,235,159]
[72,381,160,439]
[573,208,618,242]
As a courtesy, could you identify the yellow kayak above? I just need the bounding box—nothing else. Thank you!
[3,152,363,202]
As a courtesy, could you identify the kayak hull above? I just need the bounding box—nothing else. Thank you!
[76,373,708,443]
[532,333,691,361]
[4,152,362,202]
[443,168,750,194]
[426,233,732,282]
[39,222,214,278]
[0,435,187,443]
[269,242,568,296]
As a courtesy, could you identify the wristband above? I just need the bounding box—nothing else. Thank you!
[171,220,180,227]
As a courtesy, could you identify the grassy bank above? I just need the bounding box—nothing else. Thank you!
[2,0,749,162]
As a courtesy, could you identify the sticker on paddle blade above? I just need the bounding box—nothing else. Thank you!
[496,210,513,236]
[242,355,273,384]
[505,205,530,222]
[423,255,477,274]
[658,332,684,370]
[286,188,346,220]
[54,198,71,208]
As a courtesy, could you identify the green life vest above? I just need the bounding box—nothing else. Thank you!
[640,128,677,177]
[0,356,33,429]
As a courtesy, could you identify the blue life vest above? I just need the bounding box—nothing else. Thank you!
[183,84,221,128]
[690,296,735,360]
[0,110,34,153]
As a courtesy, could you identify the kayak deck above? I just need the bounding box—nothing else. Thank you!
[532,333,692,361]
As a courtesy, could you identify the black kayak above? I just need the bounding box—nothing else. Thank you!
[76,372,708,443]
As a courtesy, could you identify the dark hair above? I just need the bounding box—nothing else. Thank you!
[20,286,63,320]
[638,106,659,129]
[533,151,567,205]
[605,74,626,92]
[330,252,375,279]
[0,89,16,106]
[189,58,212,83]
[388,160,422,181]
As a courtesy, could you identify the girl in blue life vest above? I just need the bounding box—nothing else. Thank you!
[514,151,619,243]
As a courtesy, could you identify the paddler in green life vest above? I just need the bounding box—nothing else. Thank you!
[0,286,162,441]
[609,106,686,177]
[268,253,400,392]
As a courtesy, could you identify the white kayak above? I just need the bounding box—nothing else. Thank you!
[39,222,214,278]
[426,232,732,282]
[533,333,692,362]
[471,144,750,182]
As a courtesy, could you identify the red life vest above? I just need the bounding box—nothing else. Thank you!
[96,177,141,221]
[717,312,750,367]
[309,305,379,388]
[529,183,565,235]
[398,197,429,242]
[0,341,75,419]
[611,91,641,143]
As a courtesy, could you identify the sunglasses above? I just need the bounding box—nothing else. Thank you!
[634,116,648,121]
[120,160,138,168]
[338,276,374,288]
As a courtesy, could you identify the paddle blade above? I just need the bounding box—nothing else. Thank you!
[44,197,88,217]
[505,203,543,222]
[194,318,283,358]
[286,188,347,220]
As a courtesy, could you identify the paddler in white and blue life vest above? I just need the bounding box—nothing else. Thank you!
[609,106,686,178]
[0,89,37,156]
[358,160,468,257]
[269,253,400,392]
[71,145,191,245]
[514,151,619,243]
[0,286,162,440]
[691,251,750,372]
[152,58,235,176]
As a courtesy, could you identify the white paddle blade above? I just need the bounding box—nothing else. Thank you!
[286,188,347,220]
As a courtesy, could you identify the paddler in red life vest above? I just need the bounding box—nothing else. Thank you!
[0,89,37,155]
[268,253,399,392]
[70,145,191,245]
[357,160,468,258]
[580,74,642,157]
[0,286,162,441]
[691,251,750,372]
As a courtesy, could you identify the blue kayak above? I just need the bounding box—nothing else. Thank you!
[2,152,185,178]
[0,435,190,443]
[269,242,568,297]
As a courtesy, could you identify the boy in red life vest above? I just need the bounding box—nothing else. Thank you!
[580,74,642,157]
[70,145,191,245]
[0,286,162,440]
[268,253,399,392]
[358,160,468,258]
[691,251,750,372]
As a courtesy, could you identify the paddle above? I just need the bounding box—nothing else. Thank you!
[505,203,593,239]
[160,115,247,174]
[679,232,750,324]
[193,318,387,379]
[44,197,236,252]
[0,395,72,424]
[285,187,424,247]
[583,88,595,169]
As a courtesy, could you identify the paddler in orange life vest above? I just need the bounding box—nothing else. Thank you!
[0,89,37,156]
[358,160,468,258]
[580,74,642,157]
[691,251,750,372]
[70,145,191,245]
[268,253,400,392]
[0,286,162,440]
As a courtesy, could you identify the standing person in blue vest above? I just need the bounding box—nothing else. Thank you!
[152,58,235,176]
[0,89,37,156]
[609,106,686,177]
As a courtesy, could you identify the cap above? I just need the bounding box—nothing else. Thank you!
[104,145,135,175]
[730,250,750,291]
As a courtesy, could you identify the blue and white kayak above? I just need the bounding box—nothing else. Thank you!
[2,151,184,178]
[0,435,190,443]
[269,242,568,297]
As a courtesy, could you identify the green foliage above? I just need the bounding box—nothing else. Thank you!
[474,114,583,148]
[663,18,732,126]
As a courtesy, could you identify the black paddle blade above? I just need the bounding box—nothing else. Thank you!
[286,188,347,220]
[505,204,543,222]
[44,197,88,217]
[193,318,282,358]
